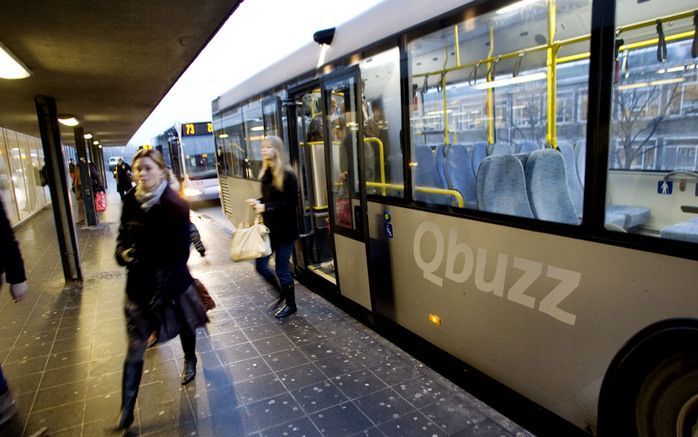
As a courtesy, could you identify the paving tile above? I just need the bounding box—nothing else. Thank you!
[354,388,416,426]
[225,356,274,382]
[234,373,286,405]
[262,348,309,372]
[310,401,374,437]
[246,392,305,431]
[276,363,326,391]
[258,417,322,437]
[252,334,294,355]
[333,369,388,400]
[378,410,446,437]
[292,380,348,413]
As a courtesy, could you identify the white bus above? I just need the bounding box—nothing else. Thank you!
[212,0,698,435]
[152,121,219,201]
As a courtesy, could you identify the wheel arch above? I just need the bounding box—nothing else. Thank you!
[597,318,698,436]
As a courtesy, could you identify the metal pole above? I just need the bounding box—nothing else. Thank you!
[74,126,98,226]
[33,95,82,282]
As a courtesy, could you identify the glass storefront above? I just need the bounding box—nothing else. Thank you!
[0,127,51,226]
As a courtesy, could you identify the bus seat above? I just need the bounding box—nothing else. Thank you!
[517,141,541,154]
[605,212,627,232]
[525,149,579,225]
[575,142,586,188]
[434,144,448,189]
[660,218,698,243]
[490,142,514,156]
[606,205,651,229]
[557,141,584,218]
[476,154,534,218]
[471,141,488,176]
[414,146,444,204]
[514,153,529,168]
[444,144,477,209]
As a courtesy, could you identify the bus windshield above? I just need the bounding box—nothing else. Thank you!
[181,135,217,180]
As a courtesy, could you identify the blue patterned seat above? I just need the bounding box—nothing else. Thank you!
[476,154,533,218]
[525,149,579,225]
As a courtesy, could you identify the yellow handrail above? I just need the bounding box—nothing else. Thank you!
[546,0,558,149]
[365,181,464,208]
[412,9,695,80]
[364,137,386,195]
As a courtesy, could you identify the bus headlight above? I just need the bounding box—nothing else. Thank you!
[183,188,202,198]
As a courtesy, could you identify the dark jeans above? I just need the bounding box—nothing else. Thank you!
[0,366,8,394]
[255,241,294,287]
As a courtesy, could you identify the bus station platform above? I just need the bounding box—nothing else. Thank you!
[0,189,534,437]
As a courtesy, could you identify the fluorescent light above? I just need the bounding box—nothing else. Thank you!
[83,133,93,139]
[427,109,453,116]
[93,140,99,145]
[218,133,229,139]
[666,66,685,73]
[617,82,648,91]
[474,72,547,90]
[0,42,31,79]
[57,116,80,127]
[250,126,264,132]
[617,77,684,91]
[496,0,542,15]
[650,77,685,86]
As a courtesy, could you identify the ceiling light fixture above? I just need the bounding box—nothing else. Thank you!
[496,0,542,15]
[474,72,547,90]
[83,133,93,139]
[57,115,80,127]
[0,42,31,79]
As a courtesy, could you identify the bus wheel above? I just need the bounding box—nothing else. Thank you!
[635,352,698,437]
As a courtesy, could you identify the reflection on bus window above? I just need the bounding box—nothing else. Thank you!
[359,47,404,197]
[244,100,263,178]
[407,0,591,224]
[607,1,698,243]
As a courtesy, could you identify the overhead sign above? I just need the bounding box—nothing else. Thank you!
[181,122,213,137]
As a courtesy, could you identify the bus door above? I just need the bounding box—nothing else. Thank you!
[287,84,336,283]
[321,68,372,310]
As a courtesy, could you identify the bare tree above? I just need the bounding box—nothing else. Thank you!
[612,83,680,169]
[512,90,547,143]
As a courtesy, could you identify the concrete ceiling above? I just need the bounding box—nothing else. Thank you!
[0,0,244,147]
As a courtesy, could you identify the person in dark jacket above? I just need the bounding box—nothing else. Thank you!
[113,149,205,432]
[247,136,299,318]
[114,158,133,200]
[0,197,28,427]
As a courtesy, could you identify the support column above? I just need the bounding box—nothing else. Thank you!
[33,95,82,282]
[74,126,98,226]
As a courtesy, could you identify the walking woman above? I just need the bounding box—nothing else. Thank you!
[113,149,205,431]
[247,136,299,318]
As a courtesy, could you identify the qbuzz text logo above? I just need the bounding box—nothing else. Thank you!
[413,221,580,326]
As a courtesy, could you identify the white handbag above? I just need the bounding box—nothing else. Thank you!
[229,215,272,262]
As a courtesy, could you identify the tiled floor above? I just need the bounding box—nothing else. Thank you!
[0,190,534,436]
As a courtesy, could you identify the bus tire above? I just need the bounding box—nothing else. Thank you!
[634,351,698,437]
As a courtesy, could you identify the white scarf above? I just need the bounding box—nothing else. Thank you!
[135,179,168,212]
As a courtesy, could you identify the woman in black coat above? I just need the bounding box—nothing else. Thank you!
[113,149,205,431]
[247,136,299,318]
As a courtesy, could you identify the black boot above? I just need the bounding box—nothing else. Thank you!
[181,356,197,385]
[275,283,297,319]
[114,360,143,432]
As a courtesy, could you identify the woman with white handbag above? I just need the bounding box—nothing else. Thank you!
[246,136,299,318]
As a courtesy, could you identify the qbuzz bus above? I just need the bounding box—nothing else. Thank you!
[212,0,698,435]
[151,121,219,201]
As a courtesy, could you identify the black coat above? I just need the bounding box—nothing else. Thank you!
[0,197,25,287]
[115,187,193,305]
[260,168,299,248]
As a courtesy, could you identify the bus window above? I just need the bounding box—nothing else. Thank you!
[182,135,216,180]
[359,47,404,197]
[407,0,591,225]
[243,100,263,179]
[214,107,246,178]
[607,1,698,241]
